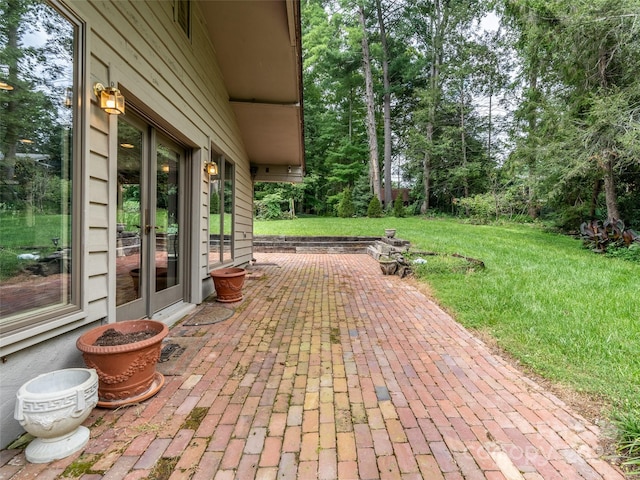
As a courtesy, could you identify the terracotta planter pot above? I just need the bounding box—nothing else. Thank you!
[76,320,168,408]
[211,267,246,303]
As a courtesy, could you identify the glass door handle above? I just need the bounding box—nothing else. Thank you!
[144,225,158,234]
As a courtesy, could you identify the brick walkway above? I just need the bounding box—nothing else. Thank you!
[1,254,624,479]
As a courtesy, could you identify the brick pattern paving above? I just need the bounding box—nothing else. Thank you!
[1,253,624,479]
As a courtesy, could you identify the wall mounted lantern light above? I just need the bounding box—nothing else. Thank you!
[205,161,219,176]
[93,82,125,115]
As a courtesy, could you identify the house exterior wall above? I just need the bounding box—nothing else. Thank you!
[0,0,254,448]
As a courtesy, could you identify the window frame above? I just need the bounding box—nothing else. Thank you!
[0,0,86,350]
[208,153,235,267]
[173,0,191,39]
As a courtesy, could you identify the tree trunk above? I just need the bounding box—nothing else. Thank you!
[602,152,620,222]
[358,2,381,201]
[376,0,392,208]
[2,0,20,183]
[525,9,540,220]
[589,178,601,219]
[421,149,431,212]
[460,79,469,199]
[420,0,447,214]
[487,84,492,166]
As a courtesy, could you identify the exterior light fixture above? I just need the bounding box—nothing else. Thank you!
[205,162,219,176]
[93,82,125,115]
[287,165,292,174]
[206,162,219,176]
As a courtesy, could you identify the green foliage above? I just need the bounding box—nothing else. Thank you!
[181,407,208,430]
[367,196,383,218]
[580,219,640,253]
[612,408,640,474]
[410,254,482,276]
[61,454,103,477]
[254,193,289,220]
[352,174,373,217]
[209,189,220,214]
[393,195,405,217]
[254,182,304,219]
[455,193,495,221]
[337,187,355,218]
[606,244,640,264]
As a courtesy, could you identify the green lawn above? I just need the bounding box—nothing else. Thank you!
[255,217,640,417]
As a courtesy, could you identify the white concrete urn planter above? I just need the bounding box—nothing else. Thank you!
[14,368,98,463]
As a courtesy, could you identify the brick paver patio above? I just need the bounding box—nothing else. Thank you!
[0,253,624,479]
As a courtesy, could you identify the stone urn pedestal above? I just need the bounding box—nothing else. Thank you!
[210,267,246,303]
[14,368,98,463]
[76,320,168,408]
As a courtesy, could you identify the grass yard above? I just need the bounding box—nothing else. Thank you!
[255,217,640,433]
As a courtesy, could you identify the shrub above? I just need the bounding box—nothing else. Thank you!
[580,219,640,253]
[393,195,405,218]
[367,196,383,218]
[337,187,355,218]
[255,193,287,220]
[455,193,495,221]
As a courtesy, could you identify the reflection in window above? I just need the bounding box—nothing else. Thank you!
[208,156,234,265]
[222,159,234,262]
[0,1,78,323]
[116,120,143,306]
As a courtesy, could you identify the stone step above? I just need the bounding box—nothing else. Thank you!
[253,236,410,255]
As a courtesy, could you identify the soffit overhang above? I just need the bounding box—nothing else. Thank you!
[199,0,304,179]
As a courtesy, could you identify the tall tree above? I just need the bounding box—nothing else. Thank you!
[357,1,381,201]
[375,0,392,207]
[405,0,487,213]
[504,0,640,224]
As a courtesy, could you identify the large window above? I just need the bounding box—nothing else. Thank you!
[0,0,81,330]
[209,156,234,265]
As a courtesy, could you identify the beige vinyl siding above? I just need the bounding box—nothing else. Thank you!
[200,176,211,280]
[75,0,253,321]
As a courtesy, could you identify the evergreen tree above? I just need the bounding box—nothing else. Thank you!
[367,196,383,218]
[337,187,355,218]
[393,194,404,218]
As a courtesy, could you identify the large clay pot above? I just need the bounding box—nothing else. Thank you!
[76,320,168,408]
[15,368,98,463]
[210,267,246,303]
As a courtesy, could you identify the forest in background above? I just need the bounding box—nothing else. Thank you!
[255,0,640,232]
